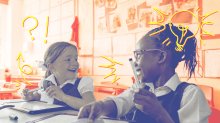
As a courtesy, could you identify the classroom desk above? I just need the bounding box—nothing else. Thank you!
[94,82,128,95]
[0,100,129,123]
[0,88,17,100]
[11,75,42,82]
[0,100,77,123]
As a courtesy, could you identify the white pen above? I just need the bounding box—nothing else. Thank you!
[129,58,141,84]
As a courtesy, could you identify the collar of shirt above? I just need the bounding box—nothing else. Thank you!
[155,73,181,97]
[45,74,77,88]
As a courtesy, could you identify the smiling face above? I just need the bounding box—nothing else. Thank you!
[49,46,79,80]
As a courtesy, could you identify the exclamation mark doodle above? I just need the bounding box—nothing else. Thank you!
[44,16,49,44]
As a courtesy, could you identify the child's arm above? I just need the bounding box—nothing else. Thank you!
[46,85,95,110]
[61,91,95,109]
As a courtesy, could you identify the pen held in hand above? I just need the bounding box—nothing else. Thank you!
[129,58,141,84]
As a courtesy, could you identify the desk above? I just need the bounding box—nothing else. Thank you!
[11,75,42,81]
[0,88,17,100]
[94,82,128,95]
[0,100,129,123]
[1,80,39,99]
[0,99,78,123]
[11,75,41,90]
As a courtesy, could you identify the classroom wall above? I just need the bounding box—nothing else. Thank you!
[4,0,76,77]
[10,0,24,75]
[0,0,24,76]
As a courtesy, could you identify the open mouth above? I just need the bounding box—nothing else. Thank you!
[67,68,78,72]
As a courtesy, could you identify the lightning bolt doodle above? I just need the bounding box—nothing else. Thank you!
[99,56,123,83]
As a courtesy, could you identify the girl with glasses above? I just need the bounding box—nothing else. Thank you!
[78,23,210,123]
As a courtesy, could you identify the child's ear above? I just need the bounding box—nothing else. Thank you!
[158,51,167,64]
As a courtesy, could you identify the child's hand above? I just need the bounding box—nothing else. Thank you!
[46,85,65,101]
[22,89,34,101]
[78,101,105,120]
[133,88,165,118]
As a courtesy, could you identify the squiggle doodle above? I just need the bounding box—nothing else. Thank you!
[99,56,123,83]
[16,52,33,85]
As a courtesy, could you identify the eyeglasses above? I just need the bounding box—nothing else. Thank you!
[133,49,165,60]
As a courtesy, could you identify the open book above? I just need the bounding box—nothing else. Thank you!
[10,101,73,114]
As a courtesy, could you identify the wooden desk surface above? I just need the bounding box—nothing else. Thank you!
[94,82,129,95]
[94,82,128,90]
[0,88,17,94]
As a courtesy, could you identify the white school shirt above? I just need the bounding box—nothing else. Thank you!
[38,74,94,104]
[109,74,211,123]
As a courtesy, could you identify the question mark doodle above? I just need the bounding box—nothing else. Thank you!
[22,16,38,41]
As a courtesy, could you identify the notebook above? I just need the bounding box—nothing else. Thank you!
[10,101,73,114]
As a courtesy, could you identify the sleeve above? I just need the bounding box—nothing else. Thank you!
[77,77,94,94]
[178,85,211,123]
[37,79,54,104]
[107,82,141,117]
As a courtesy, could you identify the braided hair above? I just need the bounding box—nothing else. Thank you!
[144,23,197,78]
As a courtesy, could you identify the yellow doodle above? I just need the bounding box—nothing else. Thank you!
[16,52,33,85]
[99,56,123,83]
[22,16,38,41]
[44,16,49,44]
[149,8,218,52]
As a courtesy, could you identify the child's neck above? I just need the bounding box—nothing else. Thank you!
[55,73,77,85]
[154,69,175,88]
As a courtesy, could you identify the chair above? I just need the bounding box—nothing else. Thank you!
[209,107,220,123]
[196,85,220,123]
[197,84,214,107]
